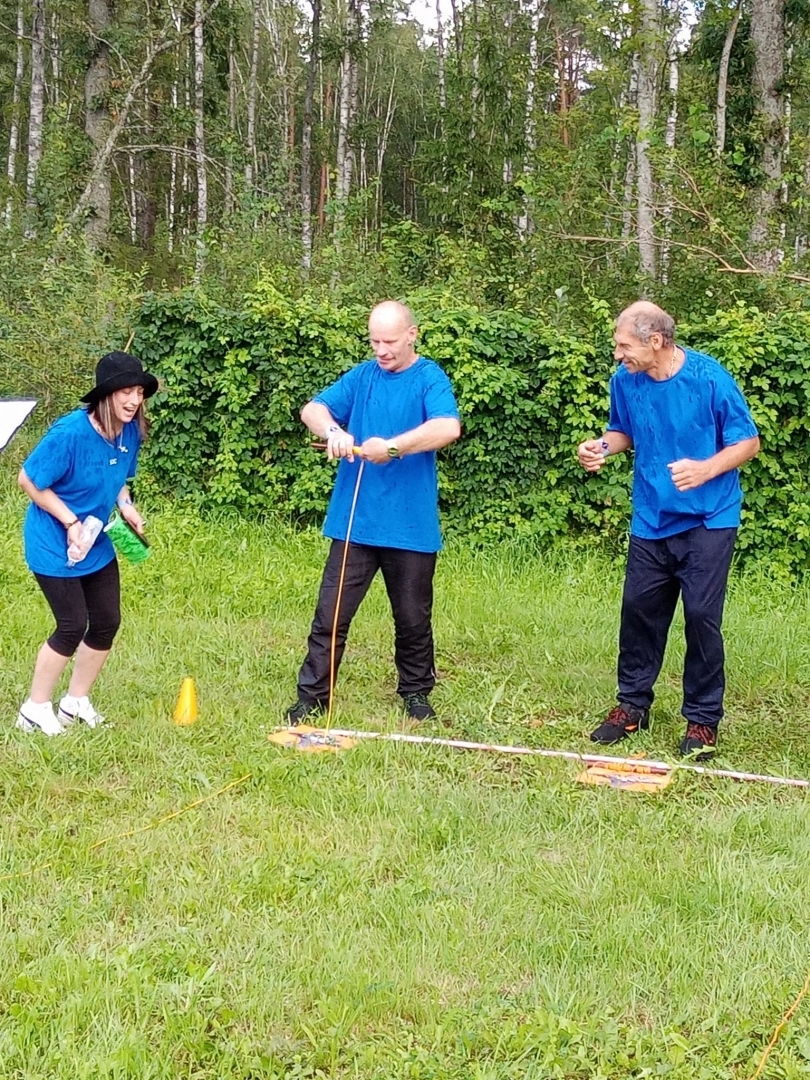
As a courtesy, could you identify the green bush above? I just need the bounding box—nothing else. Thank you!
[134,284,810,566]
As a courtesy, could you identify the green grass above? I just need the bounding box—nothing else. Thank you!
[3,481,810,1077]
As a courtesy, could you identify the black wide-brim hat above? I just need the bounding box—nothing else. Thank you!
[80,351,159,405]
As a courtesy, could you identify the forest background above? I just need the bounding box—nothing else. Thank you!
[0,0,808,563]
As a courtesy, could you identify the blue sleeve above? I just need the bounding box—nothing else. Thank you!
[715,371,759,447]
[313,368,359,427]
[22,417,74,491]
[607,373,632,438]
[423,368,460,421]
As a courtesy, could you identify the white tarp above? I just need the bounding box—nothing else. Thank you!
[0,400,37,453]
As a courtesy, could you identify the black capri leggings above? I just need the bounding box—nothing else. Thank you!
[34,558,121,657]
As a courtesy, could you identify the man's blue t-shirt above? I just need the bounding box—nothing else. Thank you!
[315,357,460,553]
[23,408,142,577]
[607,348,758,539]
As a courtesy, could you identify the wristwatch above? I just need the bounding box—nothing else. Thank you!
[387,442,400,459]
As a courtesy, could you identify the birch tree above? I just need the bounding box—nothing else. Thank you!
[635,0,659,281]
[25,0,47,234]
[334,0,360,229]
[716,0,742,155]
[660,39,680,284]
[300,0,321,270]
[193,0,208,280]
[4,1,25,229]
[245,0,260,195]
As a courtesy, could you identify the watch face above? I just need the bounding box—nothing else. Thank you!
[388,444,399,457]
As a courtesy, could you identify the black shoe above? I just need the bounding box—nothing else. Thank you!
[402,693,436,721]
[590,704,650,745]
[285,698,327,726]
[679,722,717,761]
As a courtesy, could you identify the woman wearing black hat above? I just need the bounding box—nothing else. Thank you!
[16,352,158,735]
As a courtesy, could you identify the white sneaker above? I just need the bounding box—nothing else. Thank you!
[57,695,106,728]
[16,700,65,737]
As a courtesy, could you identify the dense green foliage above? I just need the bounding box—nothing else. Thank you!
[136,282,810,565]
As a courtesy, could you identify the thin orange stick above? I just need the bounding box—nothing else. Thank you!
[750,969,810,1079]
[325,459,365,731]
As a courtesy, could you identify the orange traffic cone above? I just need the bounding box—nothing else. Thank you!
[173,677,198,726]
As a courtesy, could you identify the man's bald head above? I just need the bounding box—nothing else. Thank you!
[368,300,419,373]
[616,301,675,347]
[369,300,417,334]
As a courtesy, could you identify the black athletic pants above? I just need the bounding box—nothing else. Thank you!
[297,541,437,703]
[617,526,737,728]
[34,558,121,657]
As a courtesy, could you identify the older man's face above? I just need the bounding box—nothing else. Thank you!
[368,312,418,373]
[613,321,659,374]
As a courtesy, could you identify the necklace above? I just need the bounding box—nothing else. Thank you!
[89,414,127,462]
[668,345,678,378]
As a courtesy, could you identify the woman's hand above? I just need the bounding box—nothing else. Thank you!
[120,501,146,536]
[66,520,83,547]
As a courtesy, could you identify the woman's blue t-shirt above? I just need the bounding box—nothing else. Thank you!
[607,348,758,539]
[315,357,460,553]
[22,408,142,577]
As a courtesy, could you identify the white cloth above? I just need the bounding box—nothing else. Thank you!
[0,400,37,453]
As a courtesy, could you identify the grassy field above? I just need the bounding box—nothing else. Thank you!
[3,480,810,1078]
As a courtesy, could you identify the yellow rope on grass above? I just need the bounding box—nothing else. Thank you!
[0,774,252,881]
[750,968,810,1079]
[88,773,252,850]
[0,862,53,883]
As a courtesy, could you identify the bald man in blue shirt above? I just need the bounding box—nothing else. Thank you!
[287,301,461,725]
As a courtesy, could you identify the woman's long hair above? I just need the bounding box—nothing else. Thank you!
[89,394,149,443]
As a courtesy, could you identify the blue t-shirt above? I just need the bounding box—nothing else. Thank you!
[607,348,758,539]
[315,357,460,553]
[22,408,142,577]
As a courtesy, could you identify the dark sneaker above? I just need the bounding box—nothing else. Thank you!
[590,704,650,745]
[402,693,436,721]
[679,722,717,761]
[285,698,327,726]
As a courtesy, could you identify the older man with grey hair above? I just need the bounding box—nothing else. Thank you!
[577,301,760,759]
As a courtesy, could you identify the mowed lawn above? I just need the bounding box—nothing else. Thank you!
[3,486,810,1078]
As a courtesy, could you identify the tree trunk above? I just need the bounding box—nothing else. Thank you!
[469,0,480,156]
[224,0,236,216]
[517,0,541,240]
[168,5,182,253]
[83,0,113,248]
[716,0,742,155]
[317,77,332,233]
[660,42,679,285]
[748,0,784,270]
[449,0,462,73]
[126,151,138,242]
[335,0,359,222]
[375,68,396,231]
[554,22,570,149]
[50,10,60,106]
[135,90,158,246]
[436,0,446,113]
[25,0,46,235]
[245,0,260,195]
[636,0,659,282]
[193,0,208,280]
[4,1,25,229]
[301,0,321,271]
[620,54,639,242]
